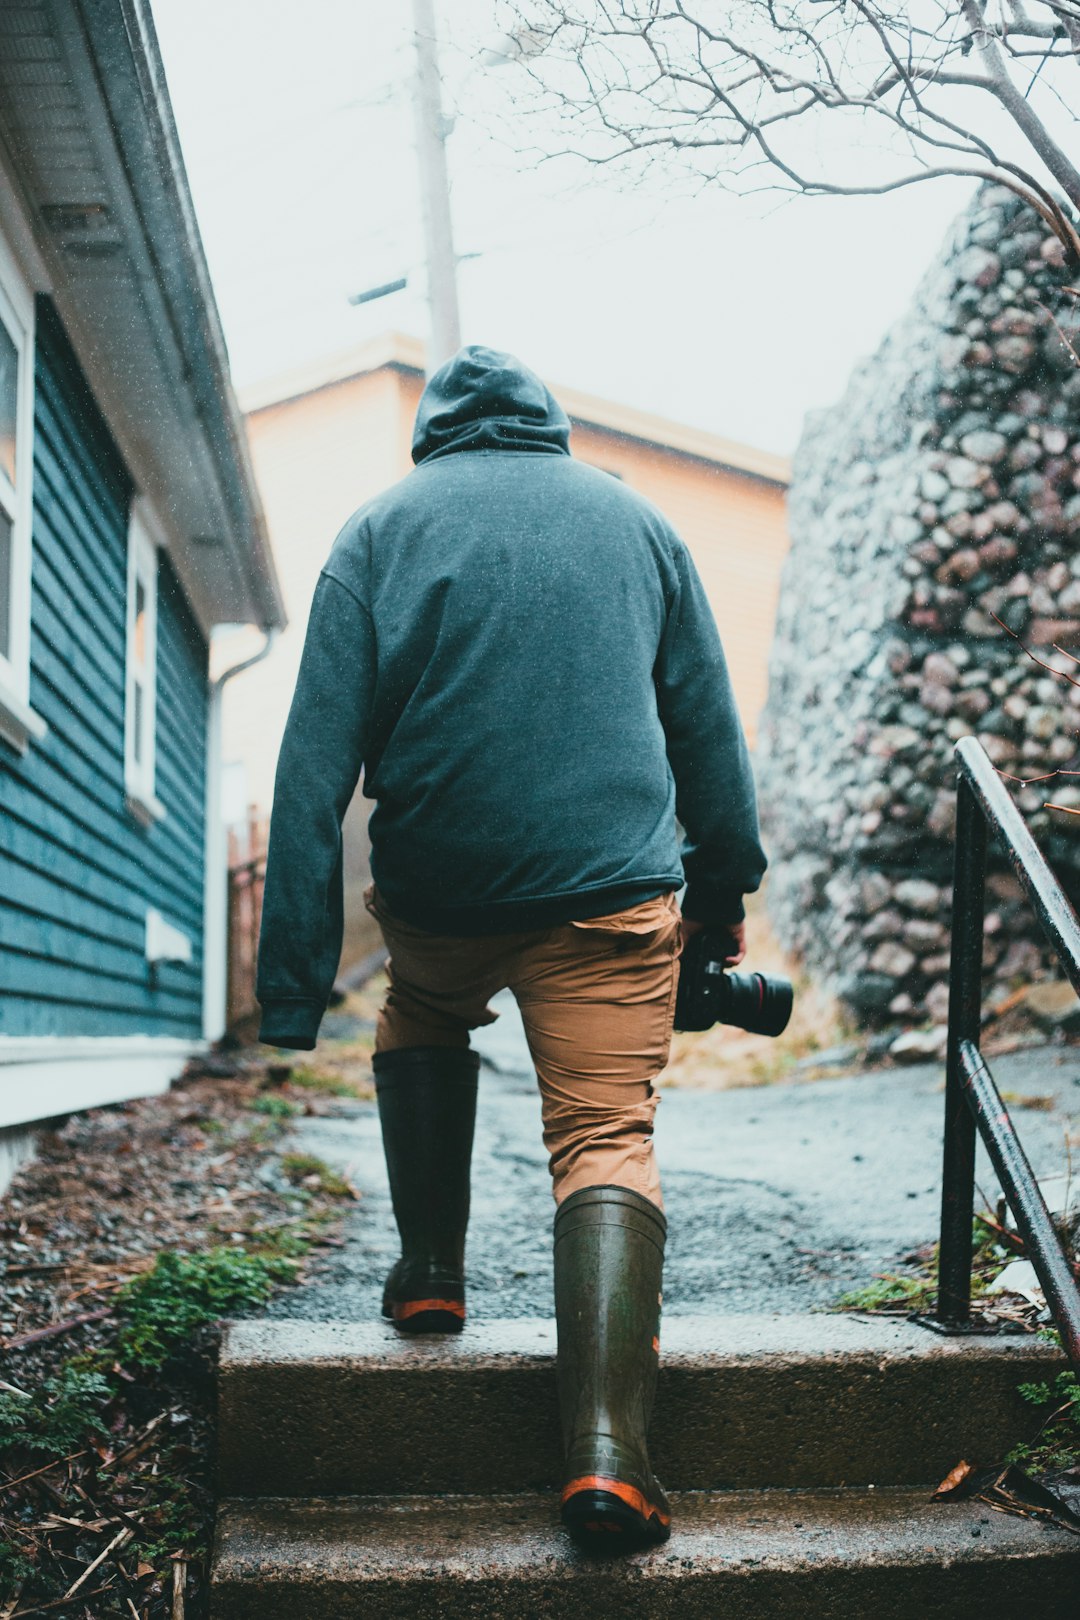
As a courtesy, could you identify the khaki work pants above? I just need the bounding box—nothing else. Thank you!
[364,887,683,1207]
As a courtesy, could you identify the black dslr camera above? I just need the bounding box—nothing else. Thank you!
[674,929,793,1037]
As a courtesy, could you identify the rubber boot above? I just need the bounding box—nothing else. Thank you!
[554,1183,671,1549]
[373,1045,479,1333]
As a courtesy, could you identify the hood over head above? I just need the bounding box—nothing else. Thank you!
[412,345,571,465]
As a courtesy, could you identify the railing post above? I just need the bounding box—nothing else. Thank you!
[936,775,986,1326]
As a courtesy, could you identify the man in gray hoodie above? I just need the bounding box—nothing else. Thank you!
[257,345,766,1548]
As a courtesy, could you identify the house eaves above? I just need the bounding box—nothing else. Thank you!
[0,0,285,633]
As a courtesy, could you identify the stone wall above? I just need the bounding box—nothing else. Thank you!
[758,186,1080,1026]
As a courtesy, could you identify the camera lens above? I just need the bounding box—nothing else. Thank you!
[716,971,794,1037]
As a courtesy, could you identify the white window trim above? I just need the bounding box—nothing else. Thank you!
[124,497,166,826]
[0,221,46,755]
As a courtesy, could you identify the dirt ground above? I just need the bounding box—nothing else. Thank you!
[0,1055,368,1619]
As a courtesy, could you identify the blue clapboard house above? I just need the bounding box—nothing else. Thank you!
[0,0,285,1186]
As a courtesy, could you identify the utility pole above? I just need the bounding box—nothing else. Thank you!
[411,0,461,372]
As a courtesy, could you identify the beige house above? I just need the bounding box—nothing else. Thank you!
[231,333,790,966]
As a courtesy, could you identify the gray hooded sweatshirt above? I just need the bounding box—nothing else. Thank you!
[256,345,766,1049]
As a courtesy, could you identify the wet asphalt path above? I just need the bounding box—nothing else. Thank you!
[268,992,1080,1324]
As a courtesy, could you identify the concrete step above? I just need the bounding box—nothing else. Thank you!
[211,1485,1079,1618]
[217,1314,1060,1497]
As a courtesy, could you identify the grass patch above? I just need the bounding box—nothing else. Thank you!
[0,1251,293,1603]
[1,1242,309,1606]
[287,1066,366,1097]
[835,1215,1008,1316]
[250,1093,301,1120]
[836,1273,936,1313]
[0,1061,357,1616]
[280,1152,358,1199]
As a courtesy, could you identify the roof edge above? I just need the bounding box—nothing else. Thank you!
[0,0,286,632]
[108,0,286,629]
[239,332,791,486]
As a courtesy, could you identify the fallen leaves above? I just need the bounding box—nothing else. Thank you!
[932,1457,975,1498]
[0,1055,359,1617]
[933,1458,1080,1535]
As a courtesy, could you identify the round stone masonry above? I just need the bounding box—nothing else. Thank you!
[759,185,1080,1026]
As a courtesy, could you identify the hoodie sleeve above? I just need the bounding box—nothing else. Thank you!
[256,573,376,1049]
[655,539,767,926]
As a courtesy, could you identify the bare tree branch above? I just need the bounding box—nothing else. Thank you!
[961,0,1080,198]
[496,0,1080,260]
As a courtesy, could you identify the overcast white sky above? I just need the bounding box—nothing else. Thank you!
[151,0,981,455]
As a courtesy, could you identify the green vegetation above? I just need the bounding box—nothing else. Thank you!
[837,1229,1080,1487]
[1,1244,305,1603]
[835,1215,1007,1316]
[128,1463,206,1567]
[1008,1334,1080,1473]
[288,1064,369,1095]
[0,1059,360,1614]
[280,1152,357,1198]
[836,1273,936,1313]
[0,1365,110,1455]
[115,1247,295,1371]
[0,1539,37,1591]
[250,1093,301,1120]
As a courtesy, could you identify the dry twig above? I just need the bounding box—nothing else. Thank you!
[4,1308,114,1353]
[990,613,1080,691]
[62,1525,133,1600]
[171,1559,186,1620]
[10,1586,114,1616]
[1,1451,88,1492]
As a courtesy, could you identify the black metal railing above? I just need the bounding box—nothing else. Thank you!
[935,734,1080,1371]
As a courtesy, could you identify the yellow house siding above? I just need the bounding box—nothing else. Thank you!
[226,367,403,811]
[562,424,786,746]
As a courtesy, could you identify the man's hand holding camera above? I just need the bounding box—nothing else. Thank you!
[680,915,746,968]
[674,916,790,1036]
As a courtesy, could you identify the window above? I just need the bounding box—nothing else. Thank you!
[124,502,164,825]
[0,227,43,754]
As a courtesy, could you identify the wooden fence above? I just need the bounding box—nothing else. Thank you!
[226,810,268,1034]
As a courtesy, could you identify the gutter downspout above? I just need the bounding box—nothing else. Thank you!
[201,630,279,1042]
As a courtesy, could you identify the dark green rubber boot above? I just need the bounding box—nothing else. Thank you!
[554,1183,670,1549]
[373,1045,479,1334]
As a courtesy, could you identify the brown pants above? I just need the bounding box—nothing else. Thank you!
[365,887,682,1207]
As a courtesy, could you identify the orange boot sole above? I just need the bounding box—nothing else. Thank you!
[561,1474,671,1549]
[384,1294,466,1334]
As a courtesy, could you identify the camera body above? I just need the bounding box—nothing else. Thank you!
[674,929,793,1037]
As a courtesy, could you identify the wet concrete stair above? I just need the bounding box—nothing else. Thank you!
[211,1314,1079,1616]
